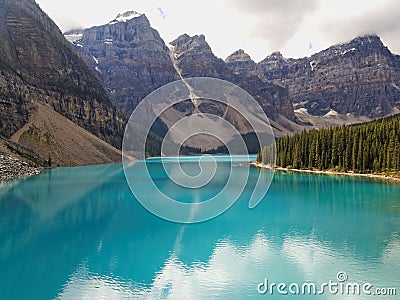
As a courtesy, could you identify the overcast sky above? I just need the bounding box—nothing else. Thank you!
[36,0,400,62]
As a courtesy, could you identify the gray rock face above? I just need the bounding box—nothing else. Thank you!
[170,34,225,78]
[254,35,400,117]
[0,0,125,148]
[69,12,179,114]
[170,34,297,122]
[68,18,297,125]
[225,49,256,76]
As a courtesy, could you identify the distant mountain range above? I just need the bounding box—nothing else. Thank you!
[65,11,301,142]
[1,2,400,168]
[226,35,400,123]
[66,11,400,133]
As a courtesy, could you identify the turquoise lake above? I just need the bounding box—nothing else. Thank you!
[0,156,399,299]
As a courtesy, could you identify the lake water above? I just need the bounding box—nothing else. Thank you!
[0,156,399,299]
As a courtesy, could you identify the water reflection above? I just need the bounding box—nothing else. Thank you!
[55,232,400,300]
[0,160,399,299]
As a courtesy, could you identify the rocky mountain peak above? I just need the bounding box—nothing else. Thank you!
[171,33,191,43]
[261,51,289,64]
[270,51,283,57]
[69,11,178,114]
[77,10,155,45]
[312,34,389,61]
[225,49,256,76]
[254,34,400,118]
[225,49,253,62]
[170,34,211,56]
[352,34,382,46]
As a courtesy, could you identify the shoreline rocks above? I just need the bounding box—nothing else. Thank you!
[0,153,42,181]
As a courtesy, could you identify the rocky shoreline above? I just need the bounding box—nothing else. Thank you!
[0,153,42,181]
[251,162,400,183]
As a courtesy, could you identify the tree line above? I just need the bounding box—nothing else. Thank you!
[257,114,400,174]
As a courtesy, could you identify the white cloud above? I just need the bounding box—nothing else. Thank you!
[228,0,319,51]
[318,0,400,54]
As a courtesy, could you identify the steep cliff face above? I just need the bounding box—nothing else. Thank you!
[169,34,297,123]
[255,35,400,118]
[67,11,179,115]
[169,34,226,78]
[0,0,125,150]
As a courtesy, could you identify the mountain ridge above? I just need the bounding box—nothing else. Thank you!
[67,11,400,131]
[169,33,297,124]
[226,34,400,121]
[67,15,300,142]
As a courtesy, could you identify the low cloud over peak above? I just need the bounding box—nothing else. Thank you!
[320,0,400,54]
[230,0,318,49]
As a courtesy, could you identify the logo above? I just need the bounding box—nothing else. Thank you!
[122,77,275,223]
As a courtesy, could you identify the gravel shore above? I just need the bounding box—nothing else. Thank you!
[251,162,400,183]
[0,153,42,181]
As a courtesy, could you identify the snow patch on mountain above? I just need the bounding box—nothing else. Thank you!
[65,33,83,43]
[324,109,340,117]
[109,11,142,24]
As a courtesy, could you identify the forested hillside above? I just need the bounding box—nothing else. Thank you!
[257,114,400,174]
